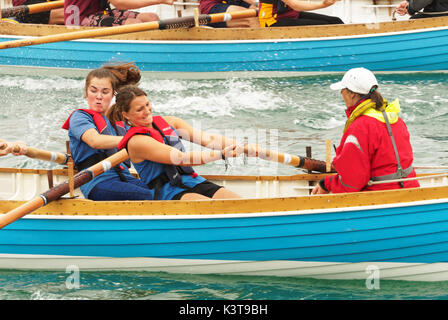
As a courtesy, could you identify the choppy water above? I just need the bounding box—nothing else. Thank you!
[1,70,448,300]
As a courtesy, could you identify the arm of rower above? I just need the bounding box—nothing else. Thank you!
[281,0,337,12]
[109,0,172,10]
[127,134,223,165]
[165,116,238,150]
[81,128,123,150]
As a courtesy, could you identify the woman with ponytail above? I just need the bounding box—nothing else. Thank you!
[62,62,154,201]
[312,67,420,194]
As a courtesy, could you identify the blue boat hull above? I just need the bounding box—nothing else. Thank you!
[1,198,448,280]
[1,26,448,75]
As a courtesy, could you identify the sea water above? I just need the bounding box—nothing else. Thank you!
[0,71,448,300]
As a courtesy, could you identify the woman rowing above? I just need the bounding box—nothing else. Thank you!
[108,85,246,200]
[62,63,154,201]
[312,67,420,194]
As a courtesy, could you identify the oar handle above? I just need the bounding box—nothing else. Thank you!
[1,0,64,18]
[24,147,69,165]
[0,149,129,229]
[0,9,258,50]
[0,143,69,164]
[244,145,335,173]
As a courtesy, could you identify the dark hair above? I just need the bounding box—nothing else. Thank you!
[347,85,384,110]
[107,85,148,126]
[368,85,385,110]
[84,62,141,97]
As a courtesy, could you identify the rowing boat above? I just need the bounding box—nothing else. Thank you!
[1,166,448,281]
[0,13,448,78]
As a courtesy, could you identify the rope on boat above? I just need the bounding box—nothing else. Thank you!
[160,17,210,29]
[412,10,448,15]
[367,172,448,186]
[393,8,448,20]
[414,166,448,169]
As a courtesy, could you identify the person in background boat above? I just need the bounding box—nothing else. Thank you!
[258,0,343,27]
[12,0,64,24]
[0,139,27,157]
[199,0,259,28]
[312,67,420,195]
[64,0,174,27]
[396,0,448,19]
[62,63,155,201]
[108,85,246,200]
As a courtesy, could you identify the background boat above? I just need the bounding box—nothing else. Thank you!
[1,0,447,78]
[1,167,448,281]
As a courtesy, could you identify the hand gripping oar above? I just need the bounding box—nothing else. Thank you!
[0,143,69,165]
[1,0,64,19]
[0,9,258,50]
[0,149,129,229]
[244,145,335,173]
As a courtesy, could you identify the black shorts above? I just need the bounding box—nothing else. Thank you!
[15,0,53,24]
[171,180,223,200]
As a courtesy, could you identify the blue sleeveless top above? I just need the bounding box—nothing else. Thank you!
[132,129,205,200]
[67,110,134,198]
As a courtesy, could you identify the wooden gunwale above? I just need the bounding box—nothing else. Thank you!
[0,16,447,41]
[0,184,447,216]
[0,167,440,181]
[0,166,331,181]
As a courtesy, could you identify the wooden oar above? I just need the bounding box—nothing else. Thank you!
[0,149,129,229]
[1,0,64,19]
[22,146,70,164]
[244,145,335,173]
[0,9,258,50]
[0,143,69,164]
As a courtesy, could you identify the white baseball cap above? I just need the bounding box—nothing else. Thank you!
[330,67,378,95]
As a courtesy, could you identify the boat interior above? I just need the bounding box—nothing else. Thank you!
[1,166,447,202]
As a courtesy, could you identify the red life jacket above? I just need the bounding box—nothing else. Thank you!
[62,109,129,176]
[62,109,126,135]
[118,116,198,186]
[117,116,169,150]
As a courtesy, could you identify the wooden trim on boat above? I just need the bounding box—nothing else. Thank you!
[0,166,439,181]
[1,185,447,216]
[1,16,448,41]
[0,166,332,181]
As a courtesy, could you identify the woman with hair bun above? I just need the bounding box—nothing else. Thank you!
[108,85,245,200]
[62,62,154,201]
[312,67,420,194]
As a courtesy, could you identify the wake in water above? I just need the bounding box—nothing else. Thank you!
[1,270,448,300]
[0,73,447,172]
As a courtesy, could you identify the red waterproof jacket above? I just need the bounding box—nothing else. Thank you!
[324,101,420,193]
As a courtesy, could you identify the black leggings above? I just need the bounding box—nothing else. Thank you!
[272,11,344,26]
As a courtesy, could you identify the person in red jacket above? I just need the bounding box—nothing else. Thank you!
[312,67,420,195]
